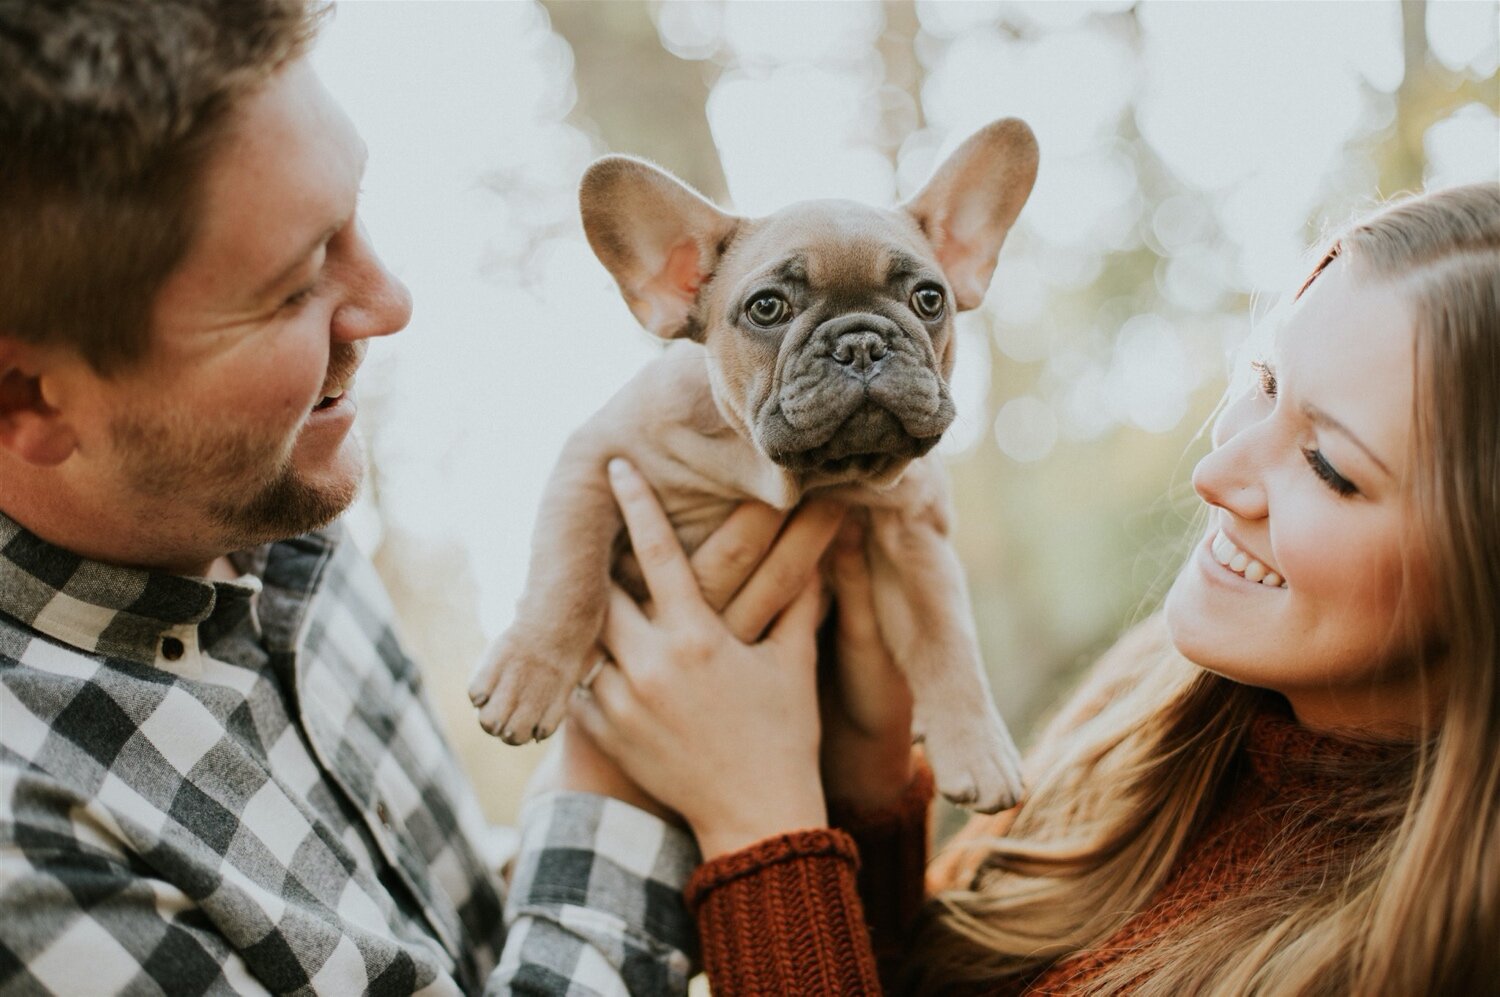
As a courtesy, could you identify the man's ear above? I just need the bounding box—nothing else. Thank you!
[904,118,1039,311]
[580,156,739,340]
[0,339,79,466]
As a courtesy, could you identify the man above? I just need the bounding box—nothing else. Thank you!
[0,3,703,992]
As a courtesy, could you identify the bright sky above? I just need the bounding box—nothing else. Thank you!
[313,0,1498,639]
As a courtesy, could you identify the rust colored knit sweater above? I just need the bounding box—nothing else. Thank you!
[684,704,1407,995]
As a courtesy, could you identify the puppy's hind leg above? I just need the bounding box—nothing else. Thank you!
[866,510,1024,814]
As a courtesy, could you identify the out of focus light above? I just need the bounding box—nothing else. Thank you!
[708,67,895,211]
[995,396,1059,462]
[1425,103,1500,189]
[1426,1,1500,76]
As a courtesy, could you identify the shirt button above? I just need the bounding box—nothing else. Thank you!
[375,802,391,828]
[161,636,185,661]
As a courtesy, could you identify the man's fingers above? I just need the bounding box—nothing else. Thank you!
[608,459,704,618]
[723,499,845,642]
[691,502,787,611]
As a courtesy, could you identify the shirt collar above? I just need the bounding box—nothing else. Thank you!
[0,509,340,669]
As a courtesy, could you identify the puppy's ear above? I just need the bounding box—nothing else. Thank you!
[580,157,739,339]
[904,118,1038,311]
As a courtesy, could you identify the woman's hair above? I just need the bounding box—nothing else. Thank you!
[905,183,1500,996]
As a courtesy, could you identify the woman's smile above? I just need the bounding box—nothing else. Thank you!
[1208,527,1286,587]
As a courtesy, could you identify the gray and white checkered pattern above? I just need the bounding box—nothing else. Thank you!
[0,513,506,993]
[494,792,699,996]
[0,510,698,995]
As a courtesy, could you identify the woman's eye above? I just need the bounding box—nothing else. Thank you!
[745,292,790,327]
[1250,358,1278,399]
[1302,447,1358,497]
[910,285,946,321]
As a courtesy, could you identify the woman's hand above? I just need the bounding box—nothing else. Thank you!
[821,519,917,811]
[549,497,837,822]
[569,459,845,859]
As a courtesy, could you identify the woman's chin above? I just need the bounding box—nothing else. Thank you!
[1164,572,1234,676]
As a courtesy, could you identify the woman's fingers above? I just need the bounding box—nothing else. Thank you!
[608,458,705,619]
[766,570,828,652]
[827,520,912,736]
[600,584,651,663]
[831,520,886,655]
[723,499,845,642]
[690,502,788,611]
[568,683,617,757]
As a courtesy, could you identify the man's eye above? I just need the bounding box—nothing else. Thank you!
[910,284,946,320]
[281,284,316,311]
[745,293,790,328]
[1250,358,1277,398]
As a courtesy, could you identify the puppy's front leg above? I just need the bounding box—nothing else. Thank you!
[865,493,1024,813]
[470,436,622,744]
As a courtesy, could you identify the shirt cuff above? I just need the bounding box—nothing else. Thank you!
[494,790,701,995]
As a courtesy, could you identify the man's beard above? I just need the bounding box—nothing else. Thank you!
[109,345,364,551]
[212,453,358,548]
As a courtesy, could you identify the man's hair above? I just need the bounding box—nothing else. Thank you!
[0,0,327,373]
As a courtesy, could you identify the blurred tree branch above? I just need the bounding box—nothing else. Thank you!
[542,0,728,201]
[1384,0,1497,194]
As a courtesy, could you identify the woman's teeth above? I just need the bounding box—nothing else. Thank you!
[1211,530,1286,588]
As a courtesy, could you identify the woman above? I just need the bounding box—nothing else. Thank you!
[559,183,1500,995]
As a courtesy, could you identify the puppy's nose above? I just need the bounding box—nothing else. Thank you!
[830,331,888,372]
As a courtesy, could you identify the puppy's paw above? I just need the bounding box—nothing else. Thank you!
[922,711,1025,814]
[470,635,579,745]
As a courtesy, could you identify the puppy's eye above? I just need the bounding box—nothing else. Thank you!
[910,285,946,321]
[746,292,791,328]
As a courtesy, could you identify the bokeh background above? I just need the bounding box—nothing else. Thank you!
[311,0,1499,830]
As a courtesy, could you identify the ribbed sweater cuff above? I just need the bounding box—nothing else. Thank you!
[686,828,883,996]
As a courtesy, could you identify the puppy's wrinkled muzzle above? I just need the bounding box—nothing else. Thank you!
[757,312,956,475]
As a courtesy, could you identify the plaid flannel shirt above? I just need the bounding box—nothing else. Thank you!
[0,511,699,995]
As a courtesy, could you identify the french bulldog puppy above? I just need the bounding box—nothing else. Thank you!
[470,118,1038,812]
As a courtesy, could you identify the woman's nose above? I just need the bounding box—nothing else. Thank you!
[1193,417,1270,521]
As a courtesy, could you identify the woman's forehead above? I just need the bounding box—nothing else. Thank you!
[1276,258,1416,471]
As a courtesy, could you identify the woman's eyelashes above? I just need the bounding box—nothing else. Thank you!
[1251,358,1359,498]
[1302,446,1358,496]
[1250,357,1278,398]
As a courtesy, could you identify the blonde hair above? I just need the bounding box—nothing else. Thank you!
[906,184,1500,996]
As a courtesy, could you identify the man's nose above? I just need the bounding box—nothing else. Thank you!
[332,223,413,343]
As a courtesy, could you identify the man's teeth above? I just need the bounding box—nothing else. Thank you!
[1211,530,1286,588]
[312,386,347,411]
